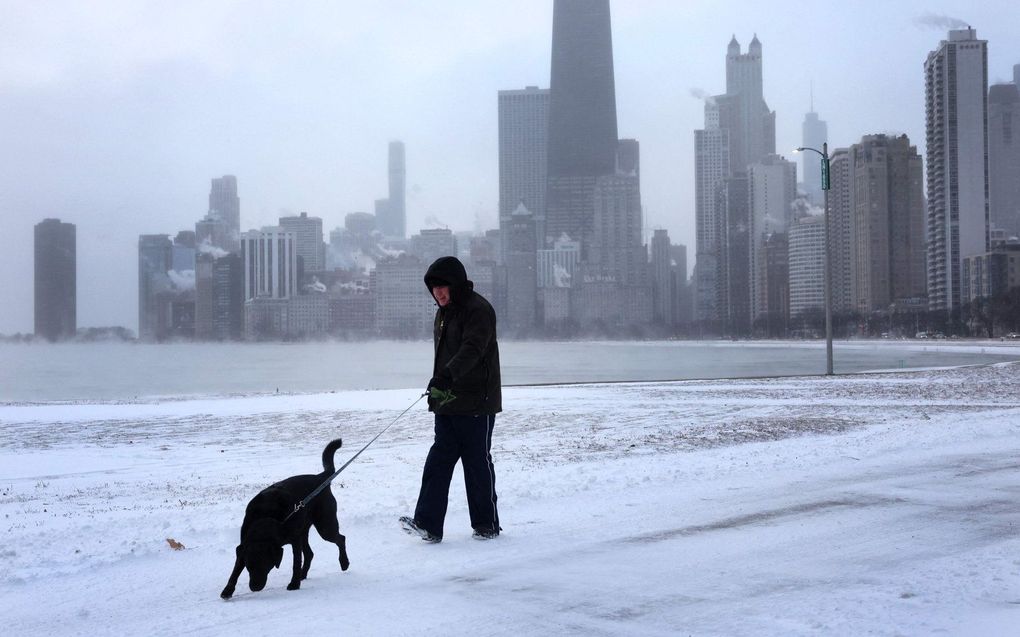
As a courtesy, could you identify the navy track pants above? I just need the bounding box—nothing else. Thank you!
[413,413,499,539]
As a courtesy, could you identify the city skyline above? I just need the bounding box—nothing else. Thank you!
[3,1,1020,333]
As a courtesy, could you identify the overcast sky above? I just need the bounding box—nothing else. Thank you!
[2,1,1019,335]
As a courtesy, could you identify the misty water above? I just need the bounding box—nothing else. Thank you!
[3,340,1019,403]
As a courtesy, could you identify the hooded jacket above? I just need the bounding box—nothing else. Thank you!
[424,256,501,415]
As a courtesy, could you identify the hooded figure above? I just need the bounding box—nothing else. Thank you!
[423,256,501,415]
[400,256,502,543]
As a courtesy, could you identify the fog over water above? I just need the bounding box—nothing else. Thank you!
[3,340,1019,402]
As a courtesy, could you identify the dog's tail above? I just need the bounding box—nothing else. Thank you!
[322,438,343,474]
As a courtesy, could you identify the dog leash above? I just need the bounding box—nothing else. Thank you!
[283,388,453,522]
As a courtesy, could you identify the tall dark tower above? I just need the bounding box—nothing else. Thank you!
[34,218,76,341]
[545,0,619,247]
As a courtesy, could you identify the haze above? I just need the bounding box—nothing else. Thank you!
[2,0,1019,334]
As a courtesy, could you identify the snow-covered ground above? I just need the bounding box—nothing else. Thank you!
[2,364,1019,636]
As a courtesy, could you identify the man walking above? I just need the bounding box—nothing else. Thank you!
[400,256,501,542]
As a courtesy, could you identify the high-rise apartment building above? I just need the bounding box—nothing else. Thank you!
[376,141,406,239]
[671,243,691,325]
[761,233,789,336]
[373,254,433,337]
[748,155,797,325]
[409,228,457,266]
[720,175,751,333]
[924,28,990,313]
[195,252,242,340]
[788,213,826,318]
[138,234,173,341]
[826,148,856,313]
[196,213,230,253]
[209,176,240,252]
[650,229,674,325]
[592,168,643,285]
[279,212,325,274]
[988,81,1020,238]
[499,86,549,252]
[504,204,538,332]
[240,227,298,339]
[241,227,297,301]
[962,235,1020,304]
[693,99,730,323]
[850,135,926,312]
[495,85,550,330]
[34,219,76,341]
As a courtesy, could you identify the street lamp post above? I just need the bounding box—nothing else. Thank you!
[795,143,833,375]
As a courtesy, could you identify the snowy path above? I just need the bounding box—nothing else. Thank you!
[2,364,1019,636]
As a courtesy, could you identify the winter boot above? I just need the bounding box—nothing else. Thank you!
[472,526,500,540]
[400,516,441,543]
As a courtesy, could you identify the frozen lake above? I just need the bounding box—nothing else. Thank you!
[2,339,1020,402]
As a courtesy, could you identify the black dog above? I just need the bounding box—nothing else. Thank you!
[221,439,351,599]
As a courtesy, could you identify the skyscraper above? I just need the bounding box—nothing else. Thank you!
[545,0,618,247]
[240,227,297,301]
[504,204,538,332]
[240,227,298,339]
[138,234,173,341]
[924,28,990,313]
[693,36,776,332]
[988,81,1020,238]
[801,101,828,206]
[720,174,751,333]
[788,213,826,318]
[409,228,457,266]
[748,155,796,327]
[850,135,926,312]
[376,141,406,239]
[209,176,240,252]
[195,252,242,341]
[498,86,549,234]
[497,86,548,331]
[592,158,643,285]
[693,98,730,323]
[725,35,776,173]
[650,229,674,325]
[279,211,325,273]
[826,148,856,313]
[34,218,76,341]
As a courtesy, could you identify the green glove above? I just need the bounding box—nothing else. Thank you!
[429,386,457,407]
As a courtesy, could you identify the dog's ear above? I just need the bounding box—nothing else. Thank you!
[273,546,284,569]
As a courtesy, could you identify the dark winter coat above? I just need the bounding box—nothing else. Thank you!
[424,256,502,415]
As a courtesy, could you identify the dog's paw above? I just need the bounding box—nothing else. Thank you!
[286,581,301,591]
[340,556,350,572]
[220,587,234,600]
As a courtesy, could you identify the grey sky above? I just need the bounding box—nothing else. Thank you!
[2,1,1019,334]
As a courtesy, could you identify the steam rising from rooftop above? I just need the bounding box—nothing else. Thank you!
[914,12,969,31]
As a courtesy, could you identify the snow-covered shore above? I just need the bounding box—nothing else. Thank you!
[2,363,1019,636]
